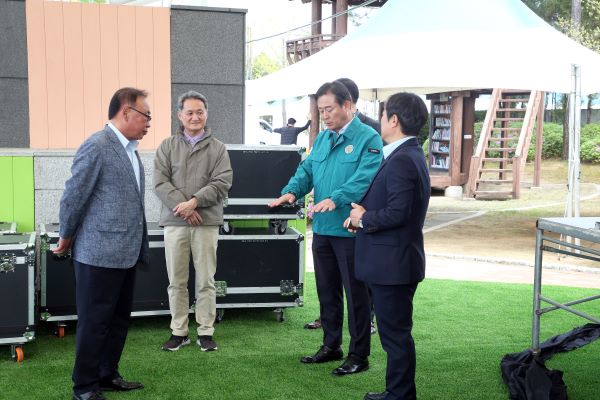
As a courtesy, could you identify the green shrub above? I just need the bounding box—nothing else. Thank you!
[580,123,600,142]
[427,121,600,163]
[580,124,600,163]
[418,118,430,145]
[580,140,600,163]
[422,138,429,159]
[527,123,563,160]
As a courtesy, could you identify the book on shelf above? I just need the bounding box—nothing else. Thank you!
[430,141,449,153]
[432,103,451,114]
[430,155,449,169]
[434,117,451,127]
[431,128,451,140]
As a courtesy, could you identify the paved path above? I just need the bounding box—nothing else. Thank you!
[425,253,600,289]
[304,212,600,290]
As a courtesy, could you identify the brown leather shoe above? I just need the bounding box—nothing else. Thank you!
[300,345,343,363]
[303,317,322,329]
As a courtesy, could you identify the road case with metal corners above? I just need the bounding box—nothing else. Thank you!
[224,145,306,221]
[214,227,305,322]
[0,232,36,362]
[39,223,196,330]
[39,223,76,335]
[132,223,194,317]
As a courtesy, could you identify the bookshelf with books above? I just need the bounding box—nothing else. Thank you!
[429,99,452,170]
[426,91,478,188]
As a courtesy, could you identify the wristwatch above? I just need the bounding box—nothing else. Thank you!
[358,219,363,228]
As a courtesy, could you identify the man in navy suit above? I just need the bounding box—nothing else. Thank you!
[54,87,151,400]
[346,92,430,400]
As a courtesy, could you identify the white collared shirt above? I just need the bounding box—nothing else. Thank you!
[108,122,140,190]
[383,136,414,159]
[337,116,355,136]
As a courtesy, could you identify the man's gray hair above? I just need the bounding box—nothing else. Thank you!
[177,90,207,111]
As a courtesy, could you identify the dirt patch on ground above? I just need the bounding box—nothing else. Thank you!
[424,173,600,269]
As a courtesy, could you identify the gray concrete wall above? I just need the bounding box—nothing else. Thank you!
[0,0,29,148]
[170,6,246,144]
[33,151,161,225]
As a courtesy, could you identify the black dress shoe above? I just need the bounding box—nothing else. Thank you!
[99,377,144,391]
[332,355,369,375]
[72,392,106,400]
[303,318,322,329]
[364,391,389,400]
[300,345,343,363]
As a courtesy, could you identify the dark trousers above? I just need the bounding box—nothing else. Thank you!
[312,234,371,359]
[370,282,418,400]
[72,261,137,395]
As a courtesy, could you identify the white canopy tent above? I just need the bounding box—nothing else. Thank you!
[246,0,600,104]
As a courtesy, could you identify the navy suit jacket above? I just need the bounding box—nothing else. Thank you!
[354,137,430,285]
[59,126,149,268]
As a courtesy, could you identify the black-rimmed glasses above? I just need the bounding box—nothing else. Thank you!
[129,106,152,122]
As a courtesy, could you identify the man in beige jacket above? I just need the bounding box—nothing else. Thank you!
[154,91,232,352]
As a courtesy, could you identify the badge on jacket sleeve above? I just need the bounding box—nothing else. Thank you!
[345,145,354,154]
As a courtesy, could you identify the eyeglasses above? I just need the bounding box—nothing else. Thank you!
[129,106,152,122]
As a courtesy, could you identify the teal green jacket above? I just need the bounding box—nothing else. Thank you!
[282,117,383,237]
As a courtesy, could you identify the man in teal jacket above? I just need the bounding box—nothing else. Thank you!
[270,81,382,376]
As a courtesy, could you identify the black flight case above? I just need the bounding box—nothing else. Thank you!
[214,227,304,322]
[0,232,36,362]
[144,224,305,322]
[223,145,306,229]
[38,223,191,336]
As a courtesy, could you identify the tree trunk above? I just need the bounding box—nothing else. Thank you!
[587,95,593,124]
[571,0,582,26]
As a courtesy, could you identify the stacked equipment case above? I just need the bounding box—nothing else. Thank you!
[34,144,307,334]
[0,232,36,362]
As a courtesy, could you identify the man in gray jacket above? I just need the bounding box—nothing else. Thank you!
[154,91,233,352]
[54,87,150,400]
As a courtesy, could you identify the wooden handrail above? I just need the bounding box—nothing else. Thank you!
[466,88,502,197]
[512,155,521,199]
[474,88,502,157]
[514,91,537,158]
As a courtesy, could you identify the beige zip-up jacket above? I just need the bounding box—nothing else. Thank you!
[153,131,233,226]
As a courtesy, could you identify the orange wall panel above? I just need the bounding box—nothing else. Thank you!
[44,1,67,148]
[117,6,137,88]
[26,0,49,149]
[99,5,119,117]
[153,7,172,147]
[81,3,103,138]
[136,6,155,150]
[63,3,85,148]
[26,2,171,150]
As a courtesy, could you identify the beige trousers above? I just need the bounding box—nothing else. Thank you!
[164,225,218,337]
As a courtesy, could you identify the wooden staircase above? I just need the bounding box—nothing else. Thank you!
[465,89,544,199]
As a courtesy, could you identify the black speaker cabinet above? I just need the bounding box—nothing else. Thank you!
[0,232,36,361]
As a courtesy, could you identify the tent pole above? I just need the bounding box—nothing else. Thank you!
[573,65,581,219]
[566,64,581,219]
[533,92,544,187]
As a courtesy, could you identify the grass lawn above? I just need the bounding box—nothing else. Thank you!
[1,273,599,399]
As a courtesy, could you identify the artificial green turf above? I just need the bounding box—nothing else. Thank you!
[1,275,599,399]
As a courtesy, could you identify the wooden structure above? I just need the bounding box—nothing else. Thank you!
[426,91,477,188]
[287,0,387,64]
[465,89,544,199]
[286,34,343,64]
